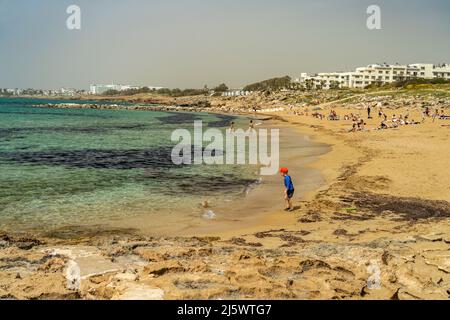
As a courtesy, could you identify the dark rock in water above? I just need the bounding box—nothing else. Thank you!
[0,145,256,197]
[157,112,202,124]
[0,123,151,139]
[0,109,114,119]
[0,147,179,170]
[156,112,236,127]
[205,114,237,127]
[0,145,226,170]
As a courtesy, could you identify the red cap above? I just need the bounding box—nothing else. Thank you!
[280,167,289,174]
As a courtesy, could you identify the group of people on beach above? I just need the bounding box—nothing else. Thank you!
[223,101,449,214]
[377,105,450,129]
[429,107,450,122]
[228,101,448,216]
[294,101,450,132]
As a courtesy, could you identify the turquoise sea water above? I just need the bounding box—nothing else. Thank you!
[0,98,258,232]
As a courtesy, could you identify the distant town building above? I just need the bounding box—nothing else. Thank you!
[89,83,165,95]
[1,87,81,97]
[2,88,25,96]
[59,87,79,96]
[89,83,139,95]
[6,88,19,95]
[222,90,252,97]
[295,63,450,89]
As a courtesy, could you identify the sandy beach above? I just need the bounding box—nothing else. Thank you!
[1,89,450,300]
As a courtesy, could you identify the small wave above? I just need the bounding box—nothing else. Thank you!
[243,177,263,196]
[202,210,216,220]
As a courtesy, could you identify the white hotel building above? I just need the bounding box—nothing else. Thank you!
[89,83,141,95]
[89,83,165,95]
[296,63,450,89]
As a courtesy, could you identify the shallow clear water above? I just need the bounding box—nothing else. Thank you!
[0,98,258,232]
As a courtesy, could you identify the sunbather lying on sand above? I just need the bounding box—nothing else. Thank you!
[439,111,450,120]
[328,110,339,121]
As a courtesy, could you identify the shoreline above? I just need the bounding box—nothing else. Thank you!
[0,107,331,239]
[0,97,331,239]
[185,119,331,239]
[148,119,331,239]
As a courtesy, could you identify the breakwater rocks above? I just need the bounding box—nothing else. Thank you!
[35,101,213,113]
[32,100,267,115]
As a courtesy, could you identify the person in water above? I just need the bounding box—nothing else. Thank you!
[280,167,295,211]
[229,121,235,133]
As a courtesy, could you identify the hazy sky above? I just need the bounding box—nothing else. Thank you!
[0,0,449,89]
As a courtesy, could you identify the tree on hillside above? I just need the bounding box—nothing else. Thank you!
[213,83,229,93]
[305,79,315,91]
[317,80,327,90]
[329,81,340,90]
[243,76,292,92]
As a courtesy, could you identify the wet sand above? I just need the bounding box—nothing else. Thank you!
[107,119,331,237]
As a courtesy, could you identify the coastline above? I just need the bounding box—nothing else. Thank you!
[114,118,331,238]
[0,103,331,239]
[180,119,331,239]
[0,97,332,238]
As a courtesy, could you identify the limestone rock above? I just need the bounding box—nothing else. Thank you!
[419,234,443,242]
[144,261,184,276]
[115,284,164,300]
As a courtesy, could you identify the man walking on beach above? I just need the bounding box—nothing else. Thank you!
[280,168,295,211]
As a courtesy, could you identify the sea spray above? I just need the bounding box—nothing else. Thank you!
[202,210,216,220]
[244,177,263,196]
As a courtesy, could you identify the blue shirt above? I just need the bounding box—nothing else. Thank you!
[284,175,294,191]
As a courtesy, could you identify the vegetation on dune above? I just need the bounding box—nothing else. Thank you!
[103,87,210,97]
[243,76,292,92]
[102,87,153,96]
[393,77,450,88]
[213,83,229,93]
[102,83,232,97]
[365,77,450,90]
[154,88,209,97]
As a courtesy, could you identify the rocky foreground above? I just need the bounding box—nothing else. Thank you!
[1,216,449,300]
[2,147,450,300]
